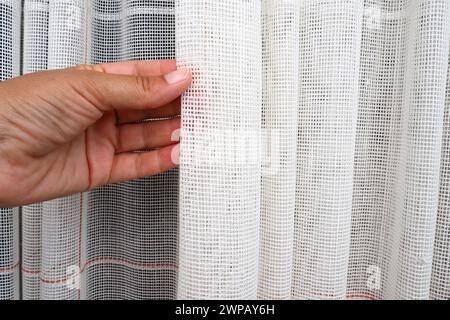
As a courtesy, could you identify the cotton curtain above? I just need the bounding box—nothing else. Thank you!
[0,0,450,300]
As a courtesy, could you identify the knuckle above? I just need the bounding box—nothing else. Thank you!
[135,75,157,95]
[134,154,144,178]
[73,64,105,73]
[74,64,94,71]
[155,151,164,173]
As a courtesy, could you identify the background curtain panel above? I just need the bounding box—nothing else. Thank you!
[0,0,450,300]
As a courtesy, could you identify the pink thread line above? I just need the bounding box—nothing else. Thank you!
[0,261,20,273]
[21,256,178,284]
[293,292,380,300]
[1,263,380,300]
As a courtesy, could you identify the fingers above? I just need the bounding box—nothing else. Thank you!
[71,60,187,183]
[108,143,179,183]
[115,97,181,124]
[116,117,180,153]
[74,67,191,112]
[72,60,191,119]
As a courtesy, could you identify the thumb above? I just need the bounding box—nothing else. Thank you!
[71,67,191,111]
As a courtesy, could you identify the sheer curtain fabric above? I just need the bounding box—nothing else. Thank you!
[0,0,450,300]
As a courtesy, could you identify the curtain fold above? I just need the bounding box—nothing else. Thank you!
[1,0,450,300]
[176,0,262,300]
[258,0,299,300]
[293,0,363,300]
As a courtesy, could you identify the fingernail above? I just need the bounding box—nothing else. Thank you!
[171,128,180,142]
[164,69,189,85]
[171,143,180,165]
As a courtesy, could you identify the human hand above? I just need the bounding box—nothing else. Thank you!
[0,60,191,207]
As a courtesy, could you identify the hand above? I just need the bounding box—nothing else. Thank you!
[0,60,191,207]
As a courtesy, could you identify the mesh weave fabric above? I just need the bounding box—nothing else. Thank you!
[0,0,450,300]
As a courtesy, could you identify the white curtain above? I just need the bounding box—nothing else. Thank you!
[1,0,450,300]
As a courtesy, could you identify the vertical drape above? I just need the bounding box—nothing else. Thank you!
[1,0,450,300]
[293,0,364,299]
[258,0,299,300]
[176,0,262,299]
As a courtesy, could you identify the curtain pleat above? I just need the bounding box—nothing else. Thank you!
[387,0,449,299]
[293,0,364,300]
[0,0,450,300]
[176,0,262,299]
[431,35,450,299]
[258,0,299,300]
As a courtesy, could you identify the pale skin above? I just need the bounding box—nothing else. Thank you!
[0,60,192,207]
